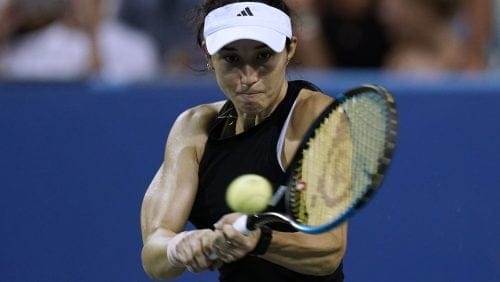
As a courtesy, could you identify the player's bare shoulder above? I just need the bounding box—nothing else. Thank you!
[175,101,224,133]
[290,87,333,136]
[297,87,334,115]
[167,101,225,160]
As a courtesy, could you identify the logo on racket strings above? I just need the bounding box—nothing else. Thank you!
[296,180,307,192]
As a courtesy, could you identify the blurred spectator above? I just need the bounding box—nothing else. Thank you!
[0,0,160,82]
[0,0,65,63]
[490,0,500,68]
[286,0,332,68]
[457,0,494,71]
[378,0,467,71]
[289,0,389,69]
[118,0,205,76]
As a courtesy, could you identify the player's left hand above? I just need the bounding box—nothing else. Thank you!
[213,213,261,263]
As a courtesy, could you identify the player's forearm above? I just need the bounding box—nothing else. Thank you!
[260,224,347,276]
[141,233,184,280]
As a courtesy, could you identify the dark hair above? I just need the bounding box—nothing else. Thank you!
[194,0,293,50]
[416,0,462,19]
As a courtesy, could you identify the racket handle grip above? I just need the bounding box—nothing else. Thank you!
[207,252,218,260]
[233,215,250,235]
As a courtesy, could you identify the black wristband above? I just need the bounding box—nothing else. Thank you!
[248,225,272,256]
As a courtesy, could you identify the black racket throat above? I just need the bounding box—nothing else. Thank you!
[246,213,297,232]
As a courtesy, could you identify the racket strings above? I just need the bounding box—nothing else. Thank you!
[346,93,392,193]
[291,108,354,226]
[345,91,397,211]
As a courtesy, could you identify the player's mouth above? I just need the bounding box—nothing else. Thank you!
[237,90,263,95]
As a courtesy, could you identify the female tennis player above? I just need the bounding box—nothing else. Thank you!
[140,1,348,281]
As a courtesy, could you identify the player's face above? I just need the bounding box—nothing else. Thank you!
[210,39,296,117]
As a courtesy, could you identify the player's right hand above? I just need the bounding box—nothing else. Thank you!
[166,229,222,272]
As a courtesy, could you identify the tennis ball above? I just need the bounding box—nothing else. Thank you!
[226,174,273,214]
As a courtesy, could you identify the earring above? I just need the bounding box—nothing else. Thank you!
[206,63,213,71]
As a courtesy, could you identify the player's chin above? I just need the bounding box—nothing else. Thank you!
[236,100,265,114]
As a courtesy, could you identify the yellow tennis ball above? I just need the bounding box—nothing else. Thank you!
[226,174,273,214]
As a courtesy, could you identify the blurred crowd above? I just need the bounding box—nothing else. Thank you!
[0,0,498,83]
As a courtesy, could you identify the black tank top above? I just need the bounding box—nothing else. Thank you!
[191,80,344,282]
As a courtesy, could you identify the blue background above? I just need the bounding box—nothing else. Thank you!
[1,71,499,281]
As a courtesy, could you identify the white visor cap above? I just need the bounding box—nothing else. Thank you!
[204,2,292,55]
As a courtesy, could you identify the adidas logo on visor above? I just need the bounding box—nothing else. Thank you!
[237,7,254,16]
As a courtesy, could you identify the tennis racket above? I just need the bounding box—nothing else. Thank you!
[231,84,398,235]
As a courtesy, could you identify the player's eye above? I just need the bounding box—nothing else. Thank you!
[223,55,240,64]
[256,51,273,62]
